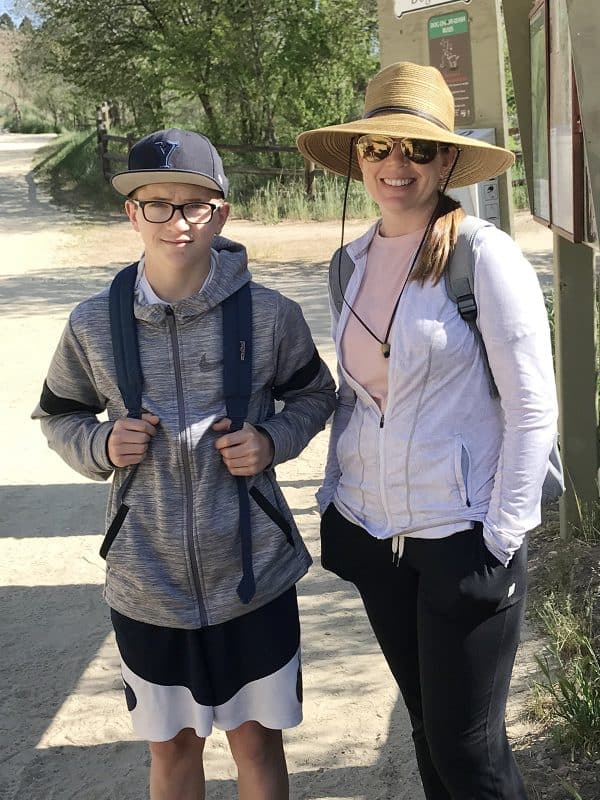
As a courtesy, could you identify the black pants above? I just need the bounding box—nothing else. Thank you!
[321,504,528,800]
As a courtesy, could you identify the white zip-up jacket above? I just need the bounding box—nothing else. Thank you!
[317,220,558,565]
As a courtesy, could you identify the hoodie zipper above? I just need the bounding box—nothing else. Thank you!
[165,307,208,626]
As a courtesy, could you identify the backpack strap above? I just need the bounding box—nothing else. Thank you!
[329,246,357,315]
[109,262,143,418]
[222,282,256,604]
[223,283,253,431]
[100,261,142,560]
[445,218,499,399]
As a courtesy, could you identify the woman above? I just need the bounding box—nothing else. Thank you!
[297,62,557,799]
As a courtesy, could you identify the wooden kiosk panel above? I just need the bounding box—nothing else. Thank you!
[529,0,584,242]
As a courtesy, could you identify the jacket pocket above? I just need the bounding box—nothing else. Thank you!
[403,434,469,517]
[249,486,294,546]
[457,441,471,507]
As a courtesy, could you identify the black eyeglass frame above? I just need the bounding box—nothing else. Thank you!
[131,199,221,224]
[356,134,451,165]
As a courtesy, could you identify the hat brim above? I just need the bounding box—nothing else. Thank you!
[297,114,514,188]
[111,169,226,197]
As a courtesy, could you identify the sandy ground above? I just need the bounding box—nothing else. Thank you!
[0,133,553,800]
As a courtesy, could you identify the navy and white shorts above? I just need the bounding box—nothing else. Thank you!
[110,586,302,742]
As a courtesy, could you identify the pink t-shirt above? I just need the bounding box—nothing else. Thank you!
[341,227,425,410]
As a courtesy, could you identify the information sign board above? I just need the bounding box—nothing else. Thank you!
[428,11,474,125]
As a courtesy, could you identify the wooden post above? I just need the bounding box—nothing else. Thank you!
[100,100,111,130]
[95,106,109,181]
[95,106,104,142]
[553,234,599,534]
[304,158,316,198]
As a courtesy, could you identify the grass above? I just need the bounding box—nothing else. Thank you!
[564,791,584,800]
[30,130,377,221]
[0,101,60,134]
[31,128,526,224]
[536,633,600,759]
[33,129,123,211]
[572,500,600,545]
[537,593,594,659]
[530,511,600,761]
[511,154,528,211]
[229,174,378,223]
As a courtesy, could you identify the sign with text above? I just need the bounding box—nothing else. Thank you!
[394,0,471,18]
[428,10,474,125]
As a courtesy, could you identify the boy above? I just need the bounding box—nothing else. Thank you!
[32,128,335,800]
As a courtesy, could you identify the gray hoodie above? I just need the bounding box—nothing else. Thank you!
[32,238,335,629]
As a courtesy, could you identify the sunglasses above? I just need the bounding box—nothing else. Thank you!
[356,135,441,165]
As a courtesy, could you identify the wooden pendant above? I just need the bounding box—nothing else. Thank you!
[382,342,391,358]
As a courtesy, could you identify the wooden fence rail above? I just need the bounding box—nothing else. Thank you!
[95,104,524,197]
[95,105,320,195]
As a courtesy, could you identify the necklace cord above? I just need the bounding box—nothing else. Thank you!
[337,137,395,348]
[336,144,461,357]
[381,144,462,344]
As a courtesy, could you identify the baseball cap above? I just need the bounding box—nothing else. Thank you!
[111,128,229,197]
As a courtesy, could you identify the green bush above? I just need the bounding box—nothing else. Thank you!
[8,114,58,133]
[532,519,600,759]
[31,131,530,225]
[536,631,600,758]
[2,100,61,134]
[30,134,378,221]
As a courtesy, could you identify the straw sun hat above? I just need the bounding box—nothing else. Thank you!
[296,62,514,189]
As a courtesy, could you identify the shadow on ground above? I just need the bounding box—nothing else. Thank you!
[0,483,109,539]
[0,498,424,800]
[0,258,335,356]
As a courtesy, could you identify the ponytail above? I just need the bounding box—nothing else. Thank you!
[411,193,466,286]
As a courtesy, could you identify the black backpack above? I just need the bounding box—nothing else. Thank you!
[329,216,564,505]
[100,261,258,603]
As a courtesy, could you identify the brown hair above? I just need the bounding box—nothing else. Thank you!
[410,193,466,286]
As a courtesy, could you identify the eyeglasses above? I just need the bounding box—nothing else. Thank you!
[356,135,441,165]
[132,199,221,224]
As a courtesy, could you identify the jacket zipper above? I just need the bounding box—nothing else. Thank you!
[165,307,208,626]
[378,409,394,532]
[337,289,393,534]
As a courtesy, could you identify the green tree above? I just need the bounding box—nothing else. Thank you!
[31,0,378,143]
[18,16,34,34]
[11,18,93,130]
[0,13,15,30]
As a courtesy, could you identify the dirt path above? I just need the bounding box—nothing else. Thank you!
[0,133,553,800]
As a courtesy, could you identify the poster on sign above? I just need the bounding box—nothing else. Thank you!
[394,0,471,19]
[428,10,474,125]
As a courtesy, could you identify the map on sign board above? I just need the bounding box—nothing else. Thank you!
[428,10,474,125]
[394,0,471,18]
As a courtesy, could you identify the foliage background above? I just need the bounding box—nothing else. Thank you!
[1,0,379,153]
